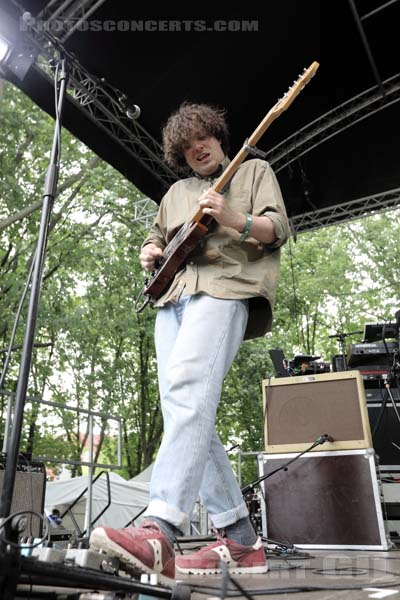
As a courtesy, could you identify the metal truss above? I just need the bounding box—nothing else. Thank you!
[129,74,400,229]
[291,188,400,235]
[10,2,400,232]
[36,0,108,43]
[131,189,400,234]
[266,72,400,173]
[131,196,158,228]
[12,1,178,194]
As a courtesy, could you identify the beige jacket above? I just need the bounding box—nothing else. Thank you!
[142,157,290,339]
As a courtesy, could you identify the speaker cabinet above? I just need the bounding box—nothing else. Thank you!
[365,388,400,469]
[262,370,372,453]
[0,457,46,538]
[258,449,389,550]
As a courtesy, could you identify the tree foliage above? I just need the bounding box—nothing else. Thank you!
[0,80,160,477]
[0,80,399,484]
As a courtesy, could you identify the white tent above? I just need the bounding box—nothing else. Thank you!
[130,462,153,482]
[45,471,150,533]
[46,463,209,536]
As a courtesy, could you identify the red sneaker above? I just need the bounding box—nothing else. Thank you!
[175,535,268,575]
[89,520,175,581]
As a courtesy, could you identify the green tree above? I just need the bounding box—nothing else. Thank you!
[1,78,399,486]
[0,80,161,476]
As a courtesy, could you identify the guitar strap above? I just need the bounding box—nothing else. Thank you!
[192,162,232,193]
[192,163,224,180]
[242,140,268,160]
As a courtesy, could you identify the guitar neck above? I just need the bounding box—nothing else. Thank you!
[190,111,278,224]
[189,60,319,225]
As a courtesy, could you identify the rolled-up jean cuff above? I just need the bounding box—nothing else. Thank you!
[144,499,189,531]
[209,502,249,529]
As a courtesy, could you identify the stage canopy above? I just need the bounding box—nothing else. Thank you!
[0,0,399,232]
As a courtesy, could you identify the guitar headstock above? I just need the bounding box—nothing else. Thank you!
[272,61,320,116]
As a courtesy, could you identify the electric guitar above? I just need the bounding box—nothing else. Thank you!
[135,61,319,312]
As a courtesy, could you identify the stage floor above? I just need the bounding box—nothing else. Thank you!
[14,545,400,599]
[176,546,400,600]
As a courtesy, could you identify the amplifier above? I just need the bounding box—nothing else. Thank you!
[258,449,389,550]
[353,365,391,387]
[0,456,46,538]
[347,341,398,366]
[356,364,389,374]
[364,388,400,403]
[262,371,372,453]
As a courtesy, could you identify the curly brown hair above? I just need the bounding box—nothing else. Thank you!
[162,102,230,172]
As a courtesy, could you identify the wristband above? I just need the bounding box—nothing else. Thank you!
[239,213,253,242]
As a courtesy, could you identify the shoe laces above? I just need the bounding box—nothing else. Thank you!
[141,519,162,532]
[195,535,228,555]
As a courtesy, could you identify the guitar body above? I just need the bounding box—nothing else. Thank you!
[143,219,209,299]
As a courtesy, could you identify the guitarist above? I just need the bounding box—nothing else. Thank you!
[90,102,290,579]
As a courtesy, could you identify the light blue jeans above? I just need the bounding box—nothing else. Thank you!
[144,294,250,532]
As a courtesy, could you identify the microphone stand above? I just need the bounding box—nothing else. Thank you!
[241,434,332,497]
[382,323,400,448]
[241,434,332,552]
[370,320,400,446]
[0,59,68,599]
[328,330,363,370]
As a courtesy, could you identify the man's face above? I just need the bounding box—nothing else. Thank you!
[183,135,225,177]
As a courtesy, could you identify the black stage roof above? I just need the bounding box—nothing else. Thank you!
[0,0,399,229]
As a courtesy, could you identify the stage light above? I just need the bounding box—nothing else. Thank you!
[0,35,10,64]
[6,46,36,80]
[0,34,36,81]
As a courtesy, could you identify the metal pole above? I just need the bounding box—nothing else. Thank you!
[0,59,68,532]
[0,60,68,599]
[1,395,13,455]
[361,0,400,20]
[84,414,94,536]
[348,0,385,96]
[117,418,122,467]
